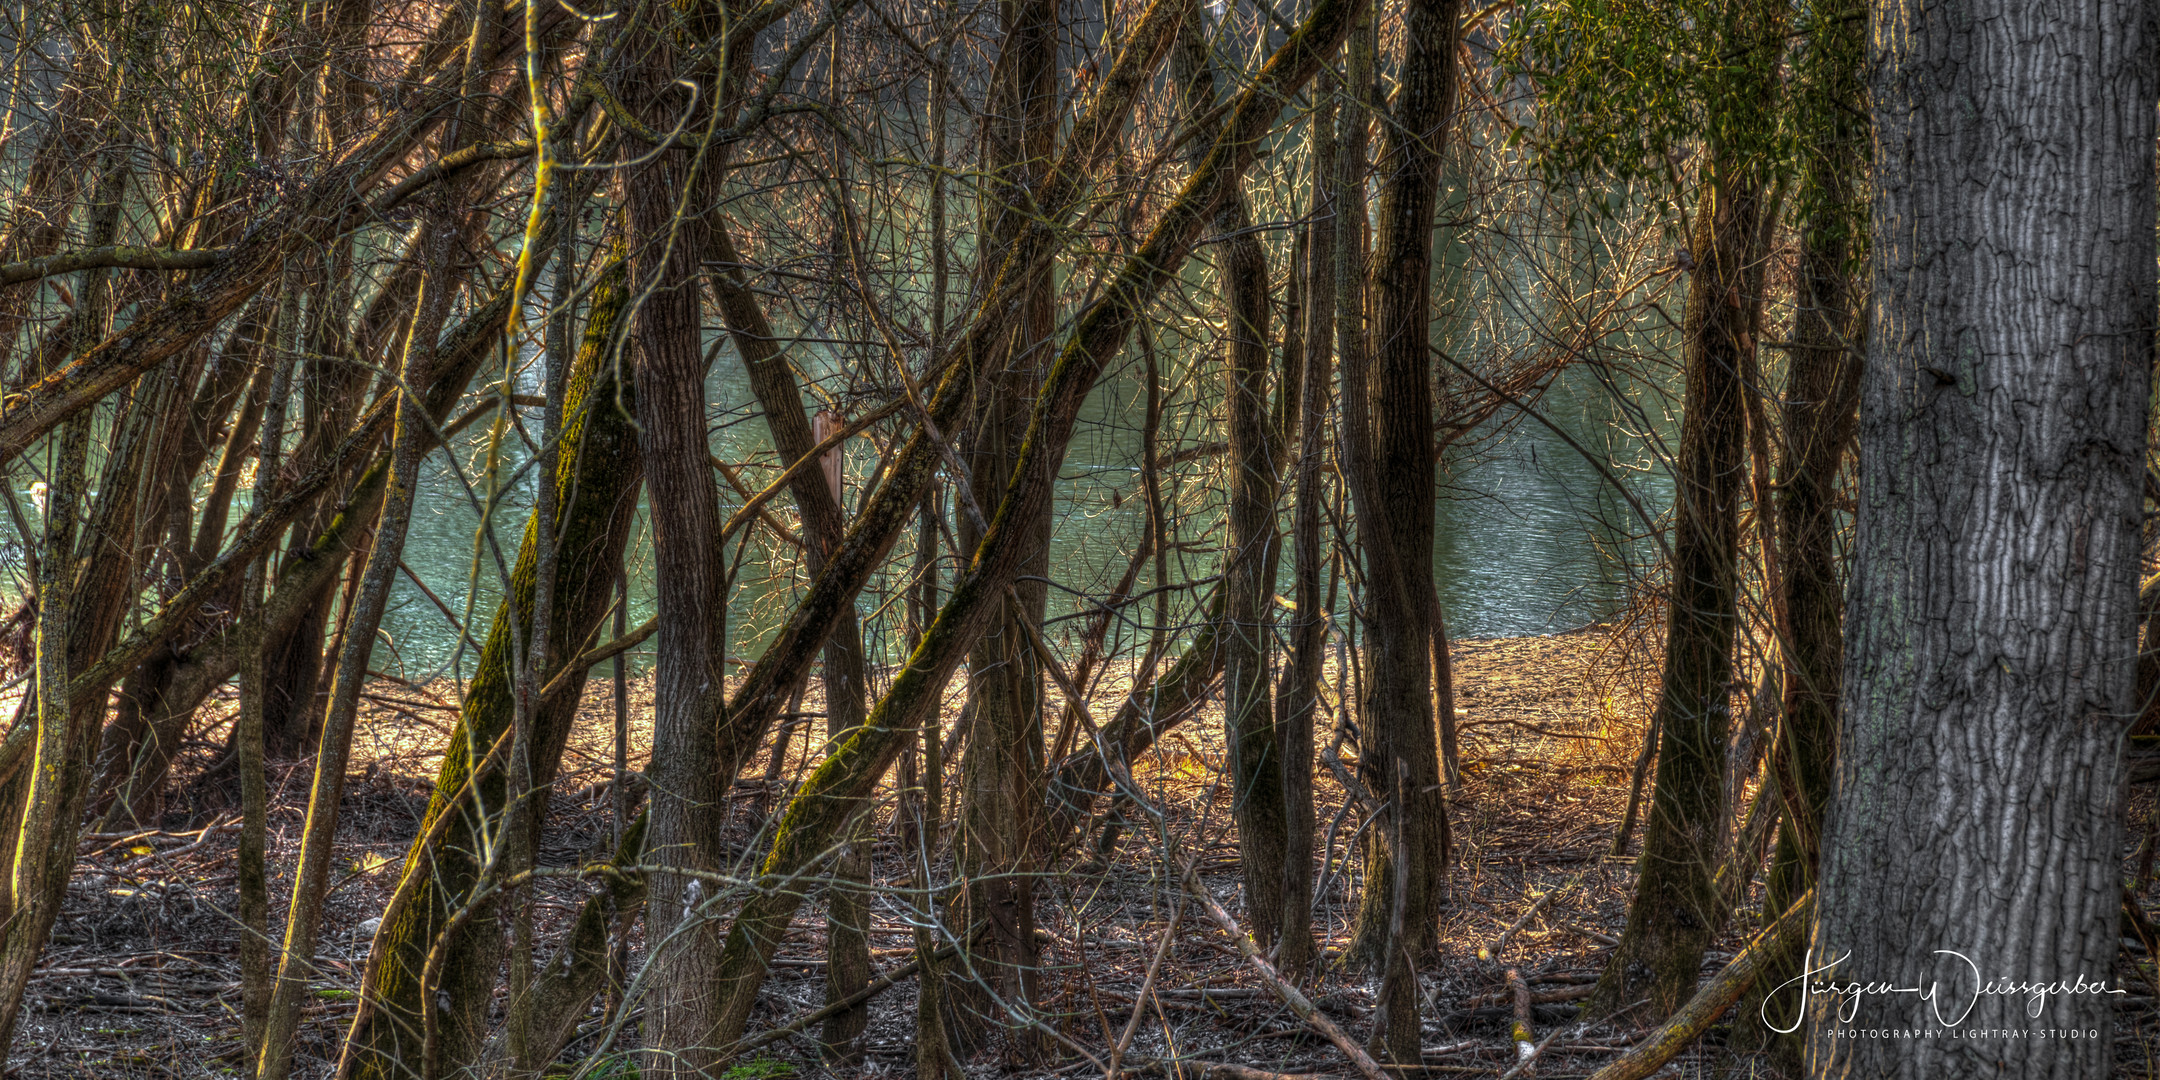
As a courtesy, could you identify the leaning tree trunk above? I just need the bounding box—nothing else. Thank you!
[1335,0,1457,1062]
[1803,0,2154,1073]
[0,382,165,1043]
[335,261,643,1080]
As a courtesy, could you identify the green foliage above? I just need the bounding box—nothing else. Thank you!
[1497,0,1797,205]
[563,1054,639,1080]
[721,1060,798,1080]
[1785,0,1870,275]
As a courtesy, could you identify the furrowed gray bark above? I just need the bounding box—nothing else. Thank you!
[1804,0,2155,1074]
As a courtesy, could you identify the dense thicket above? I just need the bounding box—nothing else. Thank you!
[0,0,2146,1075]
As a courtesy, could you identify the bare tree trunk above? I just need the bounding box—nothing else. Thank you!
[1333,2,1382,971]
[1333,0,1457,1061]
[1272,82,1337,978]
[951,0,1059,1054]
[1731,0,1862,1056]
[1584,181,1766,1024]
[1583,0,1784,1022]
[238,281,301,1055]
[1172,0,1289,958]
[611,3,740,1067]
[1804,0,2153,1072]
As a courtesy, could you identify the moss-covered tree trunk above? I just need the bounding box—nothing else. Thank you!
[335,262,642,1080]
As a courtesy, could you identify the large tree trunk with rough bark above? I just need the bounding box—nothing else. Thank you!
[1803,0,2154,1073]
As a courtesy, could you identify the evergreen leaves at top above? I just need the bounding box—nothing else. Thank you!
[1496,0,1798,212]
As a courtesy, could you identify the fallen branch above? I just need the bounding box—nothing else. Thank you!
[1480,871,1586,962]
[99,823,240,872]
[1583,889,1816,1080]
[727,943,956,1056]
[1506,968,1535,1070]
[1462,982,1596,1009]
[1176,858,1390,1080]
[1558,922,1620,947]
[1497,1025,1567,1080]
[1106,899,1181,1080]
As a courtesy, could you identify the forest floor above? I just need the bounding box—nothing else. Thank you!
[13,626,2160,1078]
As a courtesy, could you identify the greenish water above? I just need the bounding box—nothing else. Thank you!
[367,335,1674,679]
[0,317,1676,681]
